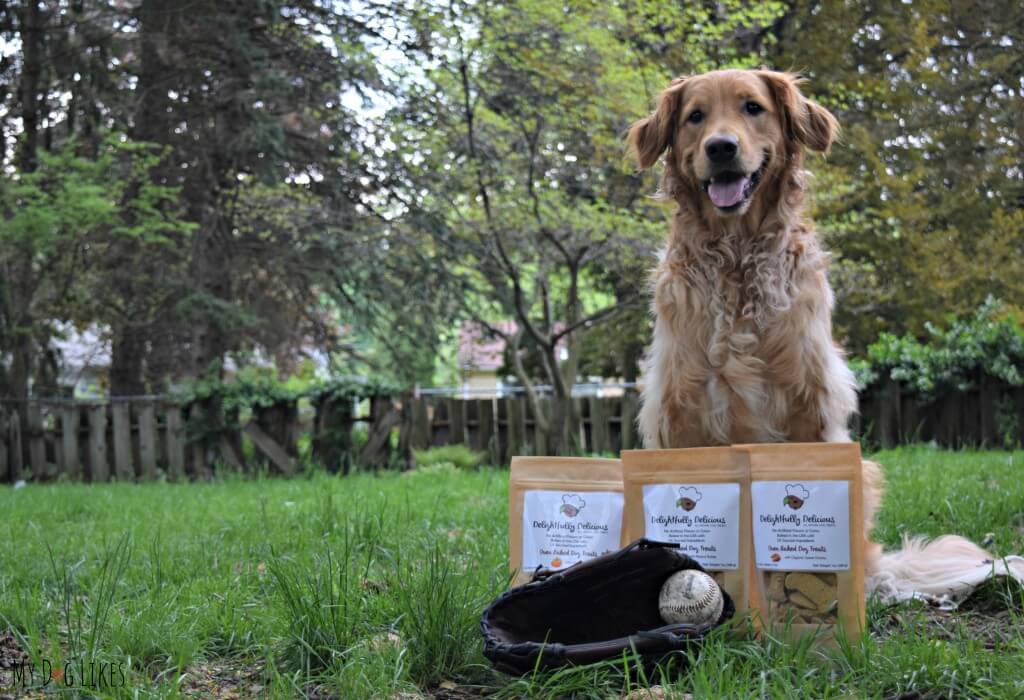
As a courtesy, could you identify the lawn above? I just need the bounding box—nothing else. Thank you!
[1,446,1022,699]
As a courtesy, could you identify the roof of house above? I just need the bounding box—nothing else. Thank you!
[458,320,515,371]
[457,320,567,372]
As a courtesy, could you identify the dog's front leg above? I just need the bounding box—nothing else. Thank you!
[638,265,717,449]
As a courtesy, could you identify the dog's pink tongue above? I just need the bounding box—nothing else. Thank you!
[708,176,749,208]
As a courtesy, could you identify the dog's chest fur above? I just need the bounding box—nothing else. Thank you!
[646,217,836,446]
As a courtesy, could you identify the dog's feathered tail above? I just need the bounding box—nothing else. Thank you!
[866,533,1024,606]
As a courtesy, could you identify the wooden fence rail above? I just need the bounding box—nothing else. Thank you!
[2,382,1023,483]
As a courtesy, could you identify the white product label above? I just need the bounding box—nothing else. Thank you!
[521,490,623,572]
[642,483,740,569]
[752,480,850,571]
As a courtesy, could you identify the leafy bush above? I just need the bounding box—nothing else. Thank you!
[856,297,1024,397]
[413,445,487,470]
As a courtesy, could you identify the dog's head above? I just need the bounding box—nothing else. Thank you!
[628,69,837,217]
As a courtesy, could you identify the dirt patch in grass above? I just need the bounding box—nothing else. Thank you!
[873,606,1019,649]
[179,658,267,699]
[872,579,1023,650]
[301,680,484,700]
[429,680,486,699]
[0,633,34,700]
[0,633,29,672]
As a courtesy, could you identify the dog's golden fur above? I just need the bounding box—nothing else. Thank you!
[629,69,1008,600]
[630,69,856,449]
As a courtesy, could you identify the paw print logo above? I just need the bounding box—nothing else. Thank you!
[784,484,810,510]
[675,486,703,512]
[559,494,585,518]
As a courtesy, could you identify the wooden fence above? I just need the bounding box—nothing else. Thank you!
[0,394,407,483]
[2,382,1023,483]
[856,379,1024,450]
[406,393,641,462]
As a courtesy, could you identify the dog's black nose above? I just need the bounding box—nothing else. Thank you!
[705,136,739,163]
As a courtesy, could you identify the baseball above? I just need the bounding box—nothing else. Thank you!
[658,570,724,626]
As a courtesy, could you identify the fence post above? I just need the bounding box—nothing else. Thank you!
[188,402,212,479]
[471,399,494,457]
[398,392,415,470]
[61,405,81,480]
[494,398,507,461]
[621,392,638,451]
[1016,387,1024,448]
[568,398,583,453]
[88,404,109,482]
[430,400,449,446]
[877,379,900,449]
[940,394,960,448]
[979,378,997,447]
[166,405,186,481]
[137,402,157,480]
[412,397,430,450]
[532,397,549,456]
[589,396,609,454]
[112,402,134,481]
[28,401,46,480]
[0,408,8,482]
[507,396,526,458]
[447,398,466,445]
[8,409,23,480]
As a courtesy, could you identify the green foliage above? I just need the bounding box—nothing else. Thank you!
[390,0,786,394]
[857,298,1024,396]
[185,374,302,412]
[775,0,1024,351]
[0,133,191,395]
[180,374,403,421]
[412,444,487,471]
[308,377,405,405]
[5,0,1023,399]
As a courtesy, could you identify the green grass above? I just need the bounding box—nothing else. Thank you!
[0,447,1022,698]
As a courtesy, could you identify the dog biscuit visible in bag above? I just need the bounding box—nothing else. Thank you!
[740,442,865,641]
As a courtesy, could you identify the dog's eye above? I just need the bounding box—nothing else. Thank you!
[686,110,703,124]
[744,101,764,116]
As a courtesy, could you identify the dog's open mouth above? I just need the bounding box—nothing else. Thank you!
[702,159,767,212]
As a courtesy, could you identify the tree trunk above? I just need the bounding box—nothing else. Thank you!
[17,0,43,173]
[188,206,233,378]
[622,340,642,383]
[110,324,147,396]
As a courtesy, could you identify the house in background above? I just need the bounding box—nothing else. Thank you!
[457,320,515,397]
[52,323,111,397]
[47,323,334,398]
[455,320,630,398]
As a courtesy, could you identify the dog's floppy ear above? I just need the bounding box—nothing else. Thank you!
[757,70,838,153]
[628,77,688,169]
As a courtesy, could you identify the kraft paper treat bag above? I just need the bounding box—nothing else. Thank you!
[739,442,865,641]
[509,457,624,586]
[621,447,751,615]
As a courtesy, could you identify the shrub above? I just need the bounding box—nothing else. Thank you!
[413,444,487,470]
[857,297,1024,397]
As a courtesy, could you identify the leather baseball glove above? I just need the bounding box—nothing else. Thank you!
[480,538,735,675]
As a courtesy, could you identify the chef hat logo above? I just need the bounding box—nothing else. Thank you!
[784,484,810,509]
[676,486,702,511]
[559,494,586,517]
[785,484,810,500]
[677,487,702,502]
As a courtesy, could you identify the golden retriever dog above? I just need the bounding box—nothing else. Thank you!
[628,69,1019,603]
